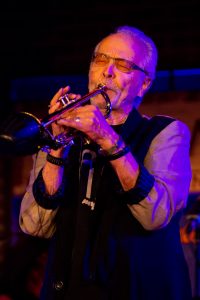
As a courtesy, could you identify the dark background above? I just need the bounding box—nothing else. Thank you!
[0,0,199,120]
[0,0,199,78]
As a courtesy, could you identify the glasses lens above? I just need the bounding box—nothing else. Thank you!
[115,59,134,73]
[92,53,108,65]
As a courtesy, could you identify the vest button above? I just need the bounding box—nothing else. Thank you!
[54,280,64,291]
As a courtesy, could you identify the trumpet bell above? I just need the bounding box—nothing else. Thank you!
[0,112,51,155]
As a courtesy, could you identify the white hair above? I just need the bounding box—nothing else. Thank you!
[114,25,158,79]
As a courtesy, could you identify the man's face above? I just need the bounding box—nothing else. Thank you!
[88,32,151,114]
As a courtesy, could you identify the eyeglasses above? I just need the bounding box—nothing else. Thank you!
[91,52,148,75]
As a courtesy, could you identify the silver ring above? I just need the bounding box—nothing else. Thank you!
[75,116,80,123]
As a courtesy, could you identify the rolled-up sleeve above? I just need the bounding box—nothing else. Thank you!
[19,151,58,238]
[128,120,192,230]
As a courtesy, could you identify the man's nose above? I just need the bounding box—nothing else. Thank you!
[103,62,116,78]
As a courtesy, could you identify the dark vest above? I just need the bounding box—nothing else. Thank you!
[40,109,192,300]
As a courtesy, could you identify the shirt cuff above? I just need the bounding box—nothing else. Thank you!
[33,169,65,210]
[117,164,155,205]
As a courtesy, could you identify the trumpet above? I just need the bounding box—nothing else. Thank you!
[0,84,111,155]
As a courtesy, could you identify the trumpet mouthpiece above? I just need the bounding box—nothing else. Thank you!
[97,83,107,91]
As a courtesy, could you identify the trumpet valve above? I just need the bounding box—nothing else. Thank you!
[58,94,76,107]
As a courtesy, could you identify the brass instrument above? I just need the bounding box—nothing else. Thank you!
[0,84,111,155]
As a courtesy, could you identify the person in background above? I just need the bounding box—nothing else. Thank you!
[19,25,192,300]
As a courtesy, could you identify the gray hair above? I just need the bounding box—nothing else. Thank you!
[114,25,158,79]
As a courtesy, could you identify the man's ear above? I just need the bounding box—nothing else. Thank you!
[144,76,152,90]
[138,76,153,97]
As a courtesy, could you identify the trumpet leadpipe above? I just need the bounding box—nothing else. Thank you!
[42,84,110,128]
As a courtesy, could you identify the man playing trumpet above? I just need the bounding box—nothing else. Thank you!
[19,25,192,300]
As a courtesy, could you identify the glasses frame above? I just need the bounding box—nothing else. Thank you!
[91,52,148,76]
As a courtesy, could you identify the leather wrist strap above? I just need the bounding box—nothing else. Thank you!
[105,145,131,161]
[46,153,65,167]
[98,135,130,161]
[99,136,124,156]
[104,136,124,155]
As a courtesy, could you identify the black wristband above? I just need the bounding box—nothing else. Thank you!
[46,153,65,166]
[105,145,131,161]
